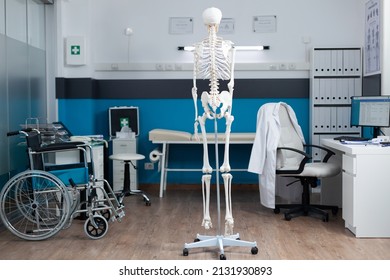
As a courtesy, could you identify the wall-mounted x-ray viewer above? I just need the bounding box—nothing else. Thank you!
[109,106,139,138]
[177,45,270,51]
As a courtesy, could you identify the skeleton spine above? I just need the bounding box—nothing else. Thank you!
[209,26,219,110]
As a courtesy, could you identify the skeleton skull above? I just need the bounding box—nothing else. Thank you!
[202,7,222,26]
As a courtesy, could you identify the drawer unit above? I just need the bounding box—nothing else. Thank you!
[112,138,138,191]
[322,139,390,237]
[342,152,390,237]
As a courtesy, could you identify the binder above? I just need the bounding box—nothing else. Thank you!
[331,49,343,76]
[343,49,352,75]
[313,49,321,75]
[323,50,332,75]
[312,79,321,104]
[330,107,338,132]
[313,108,320,133]
[320,107,331,133]
[325,79,332,104]
[353,49,361,75]
[341,78,349,104]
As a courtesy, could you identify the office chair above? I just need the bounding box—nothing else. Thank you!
[273,104,340,221]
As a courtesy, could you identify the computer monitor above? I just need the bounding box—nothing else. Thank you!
[350,96,390,138]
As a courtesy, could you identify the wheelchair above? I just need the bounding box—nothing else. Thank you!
[0,128,125,240]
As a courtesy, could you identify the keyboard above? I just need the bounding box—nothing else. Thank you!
[333,136,370,142]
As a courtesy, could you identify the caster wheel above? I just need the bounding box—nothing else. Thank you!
[116,194,125,206]
[84,215,108,240]
[220,254,226,260]
[274,208,280,214]
[284,214,292,221]
[251,246,259,255]
[183,248,189,256]
[322,214,329,222]
[332,208,338,215]
[145,201,151,206]
[194,238,200,242]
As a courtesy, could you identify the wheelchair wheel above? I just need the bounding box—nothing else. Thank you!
[0,170,71,241]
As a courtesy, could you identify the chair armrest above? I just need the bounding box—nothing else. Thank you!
[304,144,335,162]
[276,147,312,175]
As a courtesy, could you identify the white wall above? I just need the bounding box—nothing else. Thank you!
[382,0,390,95]
[379,0,390,136]
[55,0,366,79]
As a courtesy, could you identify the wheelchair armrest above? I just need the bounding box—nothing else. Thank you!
[276,147,311,175]
[304,144,335,162]
[35,141,87,153]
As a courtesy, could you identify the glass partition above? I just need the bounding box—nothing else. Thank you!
[27,0,45,49]
[0,0,5,35]
[6,0,27,43]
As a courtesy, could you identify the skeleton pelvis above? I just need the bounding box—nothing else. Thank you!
[201,90,232,116]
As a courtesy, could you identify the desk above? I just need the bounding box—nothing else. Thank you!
[322,139,390,237]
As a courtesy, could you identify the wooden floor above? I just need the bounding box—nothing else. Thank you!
[0,184,390,260]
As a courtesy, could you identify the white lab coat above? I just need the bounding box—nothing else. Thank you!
[248,102,305,209]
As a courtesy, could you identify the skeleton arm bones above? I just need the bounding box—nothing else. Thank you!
[192,52,200,141]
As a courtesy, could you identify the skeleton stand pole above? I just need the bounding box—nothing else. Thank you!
[183,118,258,260]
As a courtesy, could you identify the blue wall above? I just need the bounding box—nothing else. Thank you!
[58,98,309,184]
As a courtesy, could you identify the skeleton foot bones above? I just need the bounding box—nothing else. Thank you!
[192,7,236,236]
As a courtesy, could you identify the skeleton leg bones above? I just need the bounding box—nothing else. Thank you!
[199,109,236,235]
[221,111,234,236]
[201,174,212,229]
[220,110,234,173]
[199,112,213,228]
[222,173,234,236]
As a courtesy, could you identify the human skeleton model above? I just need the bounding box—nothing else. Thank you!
[192,7,236,236]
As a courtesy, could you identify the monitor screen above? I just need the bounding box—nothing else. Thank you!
[109,106,139,137]
[350,96,390,128]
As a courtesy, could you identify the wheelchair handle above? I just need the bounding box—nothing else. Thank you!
[7,128,33,137]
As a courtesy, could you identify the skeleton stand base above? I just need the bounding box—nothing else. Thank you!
[183,234,258,260]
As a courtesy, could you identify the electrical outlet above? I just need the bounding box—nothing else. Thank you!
[155,63,164,71]
[279,63,287,70]
[144,162,154,170]
[165,63,174,71]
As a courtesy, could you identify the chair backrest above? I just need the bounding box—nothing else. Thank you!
[277,105,305,169]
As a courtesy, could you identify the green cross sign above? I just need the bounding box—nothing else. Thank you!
[120,118,129,128]
[71,45,81,55]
